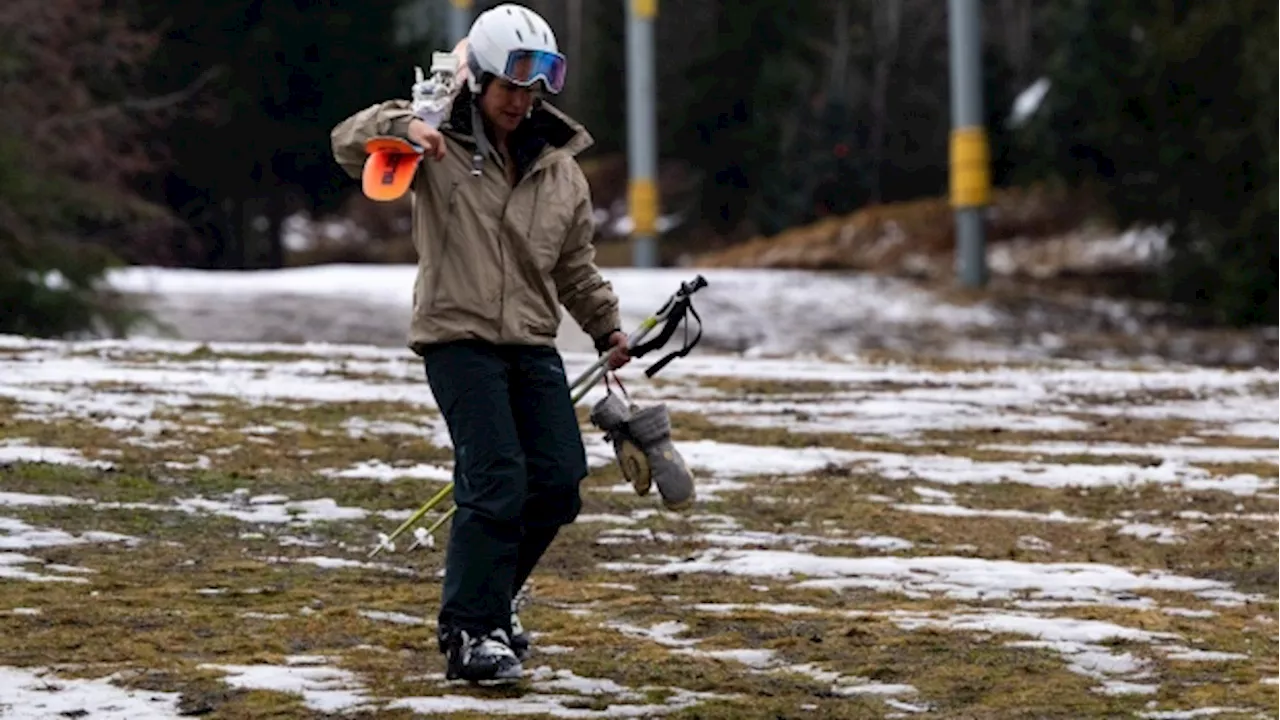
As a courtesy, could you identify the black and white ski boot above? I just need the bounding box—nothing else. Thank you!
[442,627,522,684]
[510,611,530,662]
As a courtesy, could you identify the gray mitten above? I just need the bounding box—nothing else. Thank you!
[589,394,652,497]
[625,404,696,511]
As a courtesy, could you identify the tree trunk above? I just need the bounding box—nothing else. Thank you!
[216,196,244,270]
[566,0,583,118]
[265,187,285,269]
[867,0,902,203]
[828,0,852,104]
[998,0,1034,88]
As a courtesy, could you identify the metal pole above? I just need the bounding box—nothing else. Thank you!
[948,0,989,288]
[449,0,472,44]
[626,0,659,268]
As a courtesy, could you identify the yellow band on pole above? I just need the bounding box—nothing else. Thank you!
[629,178,659,236]
[949,126,991,208]
[450,0,472,8]
[632,0,657,19]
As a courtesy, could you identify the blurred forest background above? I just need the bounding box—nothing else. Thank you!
[1,0,1276,339]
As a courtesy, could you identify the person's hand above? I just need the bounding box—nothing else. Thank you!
[604,331,631,370]
[408,118,447,161]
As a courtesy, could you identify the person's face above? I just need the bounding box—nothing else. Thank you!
[480,78,538,134]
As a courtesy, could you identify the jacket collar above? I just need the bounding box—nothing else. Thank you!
[444,87,593,178]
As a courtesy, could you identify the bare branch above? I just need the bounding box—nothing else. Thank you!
[45,67,223,128]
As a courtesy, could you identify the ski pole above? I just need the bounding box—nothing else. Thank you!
[367,359,611,558]
[406,503,458,552]
[370,275,709,555]
[368,481,455,557]
[570,274,707,399]
[570,315,661,404]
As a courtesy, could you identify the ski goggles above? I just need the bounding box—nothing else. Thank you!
[502,48,566,94]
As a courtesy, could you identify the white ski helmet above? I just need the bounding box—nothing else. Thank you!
[465,4,566,95]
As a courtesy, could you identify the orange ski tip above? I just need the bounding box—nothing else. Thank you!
[361,138,423,202]
[364,136,422,155]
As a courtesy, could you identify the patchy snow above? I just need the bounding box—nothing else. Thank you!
[576,514,640,525]
[0,490,408,533]
[359,609,426,626]
[988,227,1169,278]
[0,441,114,469]
[0,552,95,583]
[264,555,414,576]
[603,550,1255,606]
[596,525,914,554]
[0,516,135,582]
[690,602,824,616]
[698,400,1092,437]
[0,667,185,719]
[0,491,83,508]
[1138,709,1255,719]
[386,663,734,718]
[176,495,370,524]
[106,265,1005,358]
[1162,608,1218,619]
[4,607,42,616]
[390,688,723,718]
[981,440,1278,465]
[240,611,290,620]
[604,616,919,710]
[893,503,1090,524]
[634,439,864,479]
[321,460,454,482]
[891,612,1168,688]
[1096,680,1160,696]
[1116,523,1184,545]
[1162,649,1249,662]
[0,318,1274,717]
[200,656,374,714]
[604,621,701,648]
[865,453,1273,495]
[1210,421,1279,439]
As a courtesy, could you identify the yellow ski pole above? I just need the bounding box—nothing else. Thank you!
[407,504,458,551]
[368,481,454,557]
[377,329,637,555]
[372,275,709,555]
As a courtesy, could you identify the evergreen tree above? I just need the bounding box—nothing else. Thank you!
[580,0,627,157]
[678,1,823,237]
[126,0,437,269]
[1020,0,1278,325]
[0,0,167,338]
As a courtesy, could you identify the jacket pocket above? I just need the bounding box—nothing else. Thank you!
[511,180,570,338]
[524,180,572,275]
[429,182,501,321]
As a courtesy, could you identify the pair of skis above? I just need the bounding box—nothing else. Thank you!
[361,50,464,202]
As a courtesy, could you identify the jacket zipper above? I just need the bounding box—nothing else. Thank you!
[499,156,545,340]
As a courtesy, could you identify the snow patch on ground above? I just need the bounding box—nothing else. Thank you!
[602,550,1254,606]
[0,666,185,719]
[200,655,374,714]
[0,439,115,470]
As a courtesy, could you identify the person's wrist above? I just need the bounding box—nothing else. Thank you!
[594,329,621,354]
[412,111,445,130]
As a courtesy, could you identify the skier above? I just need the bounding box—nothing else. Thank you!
[330,3,630,683]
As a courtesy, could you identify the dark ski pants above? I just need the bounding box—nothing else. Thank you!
[420,340,588,642]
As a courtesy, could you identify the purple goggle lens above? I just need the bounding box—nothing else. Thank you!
[503,49,566,94]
